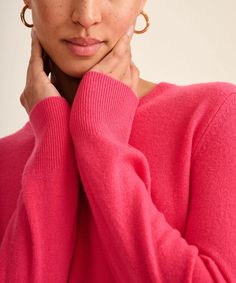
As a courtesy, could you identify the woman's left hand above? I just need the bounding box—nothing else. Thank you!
[89,25,140,97]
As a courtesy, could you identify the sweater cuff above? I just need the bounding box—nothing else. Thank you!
[69,71,139,143]
[29,96,71,141]
[24,96,72,173]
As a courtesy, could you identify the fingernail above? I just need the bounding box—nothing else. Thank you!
[126,25,134,38]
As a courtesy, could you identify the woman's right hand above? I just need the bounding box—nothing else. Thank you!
[20,28,61,116]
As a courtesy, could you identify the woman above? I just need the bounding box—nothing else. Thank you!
[0,0,236,282]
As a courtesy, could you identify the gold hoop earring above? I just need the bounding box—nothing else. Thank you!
[134,10,150,34]
[20,4,34,28]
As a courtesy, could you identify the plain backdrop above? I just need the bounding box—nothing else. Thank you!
[0,0,235,138]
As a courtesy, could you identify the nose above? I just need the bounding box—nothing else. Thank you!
[71,0,102,29]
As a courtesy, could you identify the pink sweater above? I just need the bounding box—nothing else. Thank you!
[0,71,236,282]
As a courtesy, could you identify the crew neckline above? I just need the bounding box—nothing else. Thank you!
[138,81,172,106]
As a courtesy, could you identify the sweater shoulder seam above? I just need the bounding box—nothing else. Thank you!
[191,91,236,162]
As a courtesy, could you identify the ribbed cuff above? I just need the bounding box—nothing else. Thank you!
[24,96,72,173]
[69,71,139,143]
[29,96,70,135]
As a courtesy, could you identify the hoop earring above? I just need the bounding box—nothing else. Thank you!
[134,10,150,34]
[20,4,34,28]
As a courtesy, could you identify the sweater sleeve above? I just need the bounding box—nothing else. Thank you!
[69,71,236,283]
[0,97,79,282]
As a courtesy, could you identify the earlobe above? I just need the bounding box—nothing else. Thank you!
[23,0,32,9]
[140,0,148,12]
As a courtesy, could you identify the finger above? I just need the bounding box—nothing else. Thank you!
[112,33,131,57]
[93,34,131,76]
[31,28,43,61]
[122,64,131,86]
[121,45,132,82]
[30,28,44,75]
[130,60,139,81]
[110,48,131,81]
[130,60,140,96]
[113,41,131,78]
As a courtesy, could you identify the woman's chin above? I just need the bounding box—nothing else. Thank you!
[60,63,94,79]
[50,53,100,79]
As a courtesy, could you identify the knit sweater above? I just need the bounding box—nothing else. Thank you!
[0,71,236,282]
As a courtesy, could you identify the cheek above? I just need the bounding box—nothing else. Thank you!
[105,0,138,33]
[112,1,138,31]
[108,10,136,46]
[32,1,66,33]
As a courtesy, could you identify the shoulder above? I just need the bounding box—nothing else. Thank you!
[0,122,34,164]
[142,80,236,120]
[142,80,236,111]
[169,80,236,127]
[176,81,236,157]
[171,81,236,154]
[0,122,32,145]
[138,80,236,155]
[161,80,236,104]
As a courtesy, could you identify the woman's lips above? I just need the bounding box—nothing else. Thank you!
[65,41,104,56]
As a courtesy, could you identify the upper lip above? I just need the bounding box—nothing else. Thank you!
[66,37,103,46]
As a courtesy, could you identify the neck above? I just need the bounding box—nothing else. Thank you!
[49,59,82,106]
[49,59,151,103]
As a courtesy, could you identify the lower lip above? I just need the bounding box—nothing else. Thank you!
[65,41,104,56]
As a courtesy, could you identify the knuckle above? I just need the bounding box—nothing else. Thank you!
[20,93,25,106]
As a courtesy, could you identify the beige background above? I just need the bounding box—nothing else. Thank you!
[0,0,235,138]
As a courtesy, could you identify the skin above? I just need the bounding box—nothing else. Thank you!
[21,0,157,113]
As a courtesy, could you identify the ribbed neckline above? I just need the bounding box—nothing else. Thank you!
[138,81,172,107]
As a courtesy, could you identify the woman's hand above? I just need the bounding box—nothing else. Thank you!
[20,28,61,116]
[89,25,140,97]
